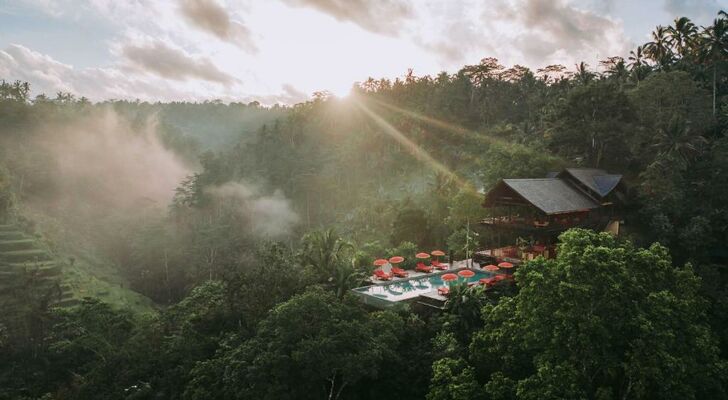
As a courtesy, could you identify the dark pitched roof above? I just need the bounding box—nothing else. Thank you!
[501,178,600,215]
[562,168,623,198]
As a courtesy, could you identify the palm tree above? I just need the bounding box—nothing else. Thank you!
[444,283,486,341]
[652,117,707,169]
[301,229,367,298]
[573,62,594,85]
[301,229,352,277]
[698,17,728,115]
[628,46,650,83]
[645,25,674,68]
[668,17,698,58]
[601,56,629,84]
[628,46,646,69]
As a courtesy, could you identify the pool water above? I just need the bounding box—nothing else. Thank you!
[354,269,494,302]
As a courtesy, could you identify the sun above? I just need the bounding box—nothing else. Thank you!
[328,84,352,99]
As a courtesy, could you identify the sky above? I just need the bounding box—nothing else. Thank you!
[0,0,726,104]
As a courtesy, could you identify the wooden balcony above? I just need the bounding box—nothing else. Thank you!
[480,214,610,234]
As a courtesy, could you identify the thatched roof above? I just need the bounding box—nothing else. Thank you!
[499,178,600,215]
[560,168,623,198]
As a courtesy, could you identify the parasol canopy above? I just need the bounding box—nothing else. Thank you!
[373,259,388,266]
[498,262,514,269]
[441,273,458,282]
[431,250,446,257]
[389,256,405,264]
[416,252,431,259]
[458,269,475,278]
[482,264,499,272]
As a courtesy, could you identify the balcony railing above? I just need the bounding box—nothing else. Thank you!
[480,215,610,233]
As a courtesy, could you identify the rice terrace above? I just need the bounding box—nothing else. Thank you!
[1,1,728,399]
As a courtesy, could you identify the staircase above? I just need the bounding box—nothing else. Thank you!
[0,223,75,307]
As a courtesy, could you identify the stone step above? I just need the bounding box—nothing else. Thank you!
[8,260,57,268]
[0,239,36,252]
[0,249,50,262]
[34,265,62,277]
[55,298,81,308]
[0,231,24,240]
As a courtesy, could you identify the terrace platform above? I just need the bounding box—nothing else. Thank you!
[366,259,478,285]
[355,259,491,310]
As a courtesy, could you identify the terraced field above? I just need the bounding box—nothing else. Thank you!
[0,222,154,313]
[0,222,74,306]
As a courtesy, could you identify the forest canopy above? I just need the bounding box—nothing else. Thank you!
[1,10,728,400]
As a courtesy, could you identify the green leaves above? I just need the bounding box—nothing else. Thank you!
[197,288,405,400]
[467,229,726,399]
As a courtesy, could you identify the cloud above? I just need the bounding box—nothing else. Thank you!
[474,0,632,67]
[27,108,190,215]
[0,43,188,100]
[178,0,257,52]
[409,0,630,69]
[281,0,413,35]
[206,182,299,238]
[120,40,238,85]
[663,0,722,23]
[0,44,306,104]
[254,84,310,105]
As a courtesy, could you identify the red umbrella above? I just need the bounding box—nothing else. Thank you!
[480,277,496,286]
[373,259,388,266]
[441,273,458,282]
[431,250,445,257]
[458,269,475,278]
[498,262,514,269]
[416,252,431,259]
[493,274,507,281]
[482,264,499,272]
[389,256,404,264]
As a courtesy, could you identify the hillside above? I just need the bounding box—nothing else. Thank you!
[0,217,154,315]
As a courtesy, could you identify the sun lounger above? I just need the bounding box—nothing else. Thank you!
[431,260,448,270]
[437,287,450,296]
[373,269,391,281]
[479,277,496,287]
[391,267,409,278]
[416,262,433,273]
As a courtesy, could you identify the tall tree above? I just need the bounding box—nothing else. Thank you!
[668,17,698,58]
[699,16,728,115]
[470,229,727,400]
[645,25,675,68]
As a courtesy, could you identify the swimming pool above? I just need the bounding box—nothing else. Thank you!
[353,268,494,304]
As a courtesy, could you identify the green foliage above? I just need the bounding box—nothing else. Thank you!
[2,10,728,400]
[427,357,483,400]
[447,227,478,260]
[547,80,636,169]
[189,288,404,400]
[387,240,418,269]
[390,202,431,247]
[477,142,563,189]
[469,229,727,399]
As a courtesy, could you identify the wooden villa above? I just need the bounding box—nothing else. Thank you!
[478,168,626,262]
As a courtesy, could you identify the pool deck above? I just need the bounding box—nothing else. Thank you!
[367,259,480,285]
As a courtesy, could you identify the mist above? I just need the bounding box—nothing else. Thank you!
[206,182,299,238]
[27,108,190,219]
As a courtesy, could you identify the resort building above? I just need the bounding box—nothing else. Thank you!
[478,168,626,262]
[353,168,626,311]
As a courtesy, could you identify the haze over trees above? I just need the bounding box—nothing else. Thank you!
[1,11,728,400]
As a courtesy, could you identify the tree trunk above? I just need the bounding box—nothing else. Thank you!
[713,65,717,116]
[327,372,337,400]
[164,248,171,303]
